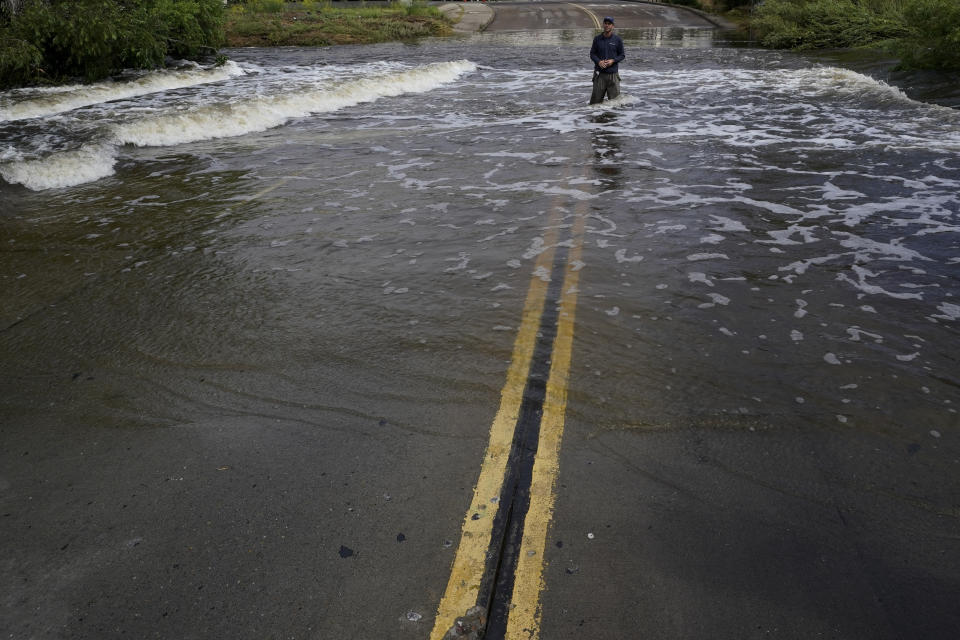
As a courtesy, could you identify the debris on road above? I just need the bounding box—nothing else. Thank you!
[442,605,486,639]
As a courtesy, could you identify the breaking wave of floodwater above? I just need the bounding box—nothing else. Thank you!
[0,60,247,122]
[0,59,475,190]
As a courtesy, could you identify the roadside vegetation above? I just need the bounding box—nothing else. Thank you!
[745,0,960,70]
[0,0,225,88]
[0,0,449,89]
[224,0,451,48]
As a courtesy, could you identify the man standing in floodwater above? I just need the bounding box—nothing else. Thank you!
[589,16,625,105]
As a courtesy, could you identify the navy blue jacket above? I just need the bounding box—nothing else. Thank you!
[590,33,625,74]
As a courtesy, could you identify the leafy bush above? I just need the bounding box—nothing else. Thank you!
[0,0,225,88]
[3,0,127,81]
[894,0,960,69]
[154,0,225,59]
[0,35,43,86]
[751,0,959,69]
[753,0,908,49]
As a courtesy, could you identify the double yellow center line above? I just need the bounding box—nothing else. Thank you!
[569,2,602,31]
[430,201,587,640]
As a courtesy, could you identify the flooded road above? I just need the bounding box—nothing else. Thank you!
[2,9,960,640]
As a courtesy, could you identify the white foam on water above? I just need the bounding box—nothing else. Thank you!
[687,253,728,261]
[0,143,117,190]
[765,225,822,246]
[113,61,476,147]
[523,237,549,260]
[834,232,930,263]
[794,300,808,318]
[0,61,246,122]
[1,60,476,190]
[780,254,844,276]
[689,272,714,287]
[821,181,866,201]
[0,144,20,162]
[655,224,687,234]
[728,195,806,217]
[614,248,644,263]
[583,66,960,152]
[932,302,960,321]
[476,151,541,160]
[837,265,924,300]
[452,62,960,164]
[847,327,883,343]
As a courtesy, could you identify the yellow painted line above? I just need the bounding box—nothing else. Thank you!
[506,206,586,640]
[430,216,563,640]
[568,2,601,30]
[440,3,466,23]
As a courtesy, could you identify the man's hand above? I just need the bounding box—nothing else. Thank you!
[598,59,613,69]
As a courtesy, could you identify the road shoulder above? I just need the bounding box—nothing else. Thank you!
[438,2,495,32]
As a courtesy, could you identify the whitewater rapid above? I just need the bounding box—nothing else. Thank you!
[0,59,476,191]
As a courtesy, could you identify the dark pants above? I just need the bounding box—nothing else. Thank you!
[590,71,620,104]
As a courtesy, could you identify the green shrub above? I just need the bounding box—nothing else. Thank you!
[9,0,128,81]
[895,0,960,69]
[0,35,43,86]
[753,0,908,49]
[0,0,225,88]
[393,0,440,19]
[751,0,959,69]
[154,0,225,59]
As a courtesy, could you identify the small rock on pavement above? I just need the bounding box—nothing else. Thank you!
[443,605,486,640]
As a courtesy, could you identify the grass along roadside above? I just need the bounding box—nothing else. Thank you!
[225,1,453,47]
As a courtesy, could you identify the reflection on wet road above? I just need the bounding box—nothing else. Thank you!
[2,20,959,640]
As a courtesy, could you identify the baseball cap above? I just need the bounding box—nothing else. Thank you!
[603,16,614,24]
